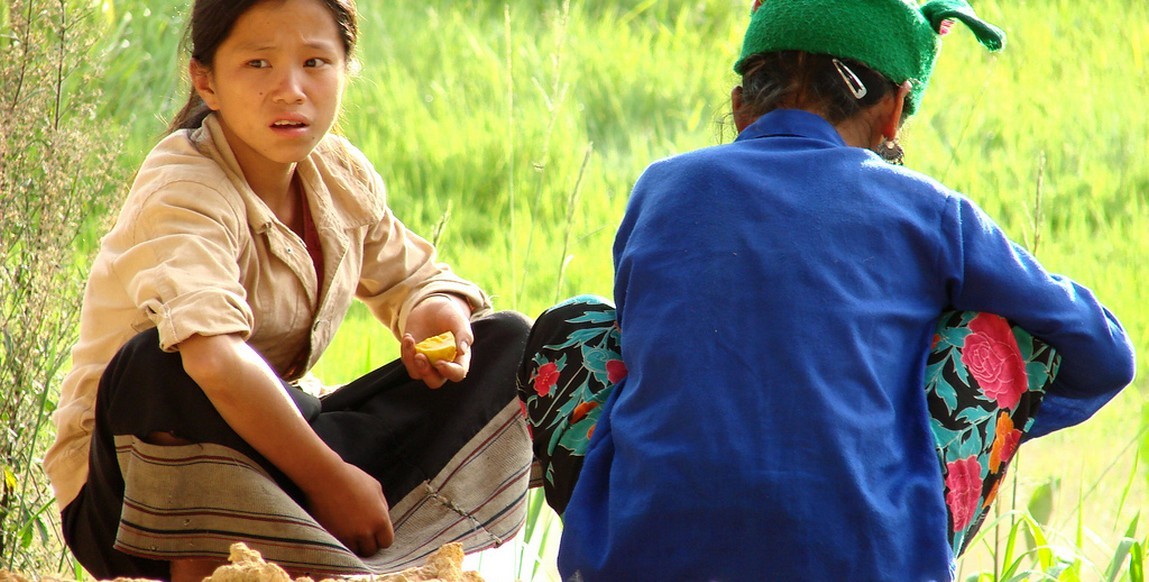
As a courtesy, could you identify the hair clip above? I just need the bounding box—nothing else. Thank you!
[832,58,868,100]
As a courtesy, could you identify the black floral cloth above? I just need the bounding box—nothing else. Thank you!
[927,310,1058,554]
[517,298,1059,556]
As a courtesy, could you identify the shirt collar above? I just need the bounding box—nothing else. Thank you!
[734,109,847,148]
[192,114,380,234]
[192,114,278,233]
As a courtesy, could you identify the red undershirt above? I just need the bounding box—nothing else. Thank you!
[299,192,324,296]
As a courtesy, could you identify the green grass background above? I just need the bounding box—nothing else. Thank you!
[90,0,1147,579]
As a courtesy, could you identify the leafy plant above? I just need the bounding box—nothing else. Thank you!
[0,0,123,572]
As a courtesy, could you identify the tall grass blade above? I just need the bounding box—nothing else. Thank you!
[1026,513,1056,572]
[1025,478,1059,554]
[554,143,593,303]
[503,3,517,309]
[1141,403,1149,499]
[1026,151,1046,257]
[1130,540,1145,582]
[1106,539,1139,581]
[1000,516,1028,578]
[1103,515,1142,582]
[430,202,452,248]
[1115,445,1141,532]
[515,0,570,308]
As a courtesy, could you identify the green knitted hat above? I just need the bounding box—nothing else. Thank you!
[733,0,1005,116]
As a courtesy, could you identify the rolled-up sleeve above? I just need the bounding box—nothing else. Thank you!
[353,170,490,338]
[110,181,255,351]
[939,195,1136,437]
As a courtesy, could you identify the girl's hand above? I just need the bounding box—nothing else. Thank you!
[305,461,394,556]
[179,334,394,555]
[400,294,474,388]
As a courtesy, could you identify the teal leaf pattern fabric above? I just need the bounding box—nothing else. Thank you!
[518,300,1060,556]
[927,310,1059,554]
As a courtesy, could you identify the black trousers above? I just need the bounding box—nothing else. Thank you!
[62,311,530,579]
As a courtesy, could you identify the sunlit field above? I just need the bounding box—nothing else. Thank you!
[83,0,1149,579]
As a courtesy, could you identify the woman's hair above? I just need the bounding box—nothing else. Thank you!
[737,51,905,126]
[167,0,359,133]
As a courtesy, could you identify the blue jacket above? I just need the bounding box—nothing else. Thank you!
[558,110,1135,581]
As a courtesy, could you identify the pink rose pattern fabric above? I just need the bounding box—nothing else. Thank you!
[961,313,1029,409]
[945,456,983,532]
[927,310,1059,556]
[518,302,1060,554]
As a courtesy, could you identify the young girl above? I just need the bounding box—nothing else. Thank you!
[517,0,1135,579]
[44,0,531,579]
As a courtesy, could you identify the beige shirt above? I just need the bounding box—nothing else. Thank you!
[45,115,490,510]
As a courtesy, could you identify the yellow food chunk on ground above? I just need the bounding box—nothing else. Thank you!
[199,542,482,582]
[204,543,292,582]
[414,331,457,363]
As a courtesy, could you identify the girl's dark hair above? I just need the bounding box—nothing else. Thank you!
[737,51,904,126]
[167,0,359,133]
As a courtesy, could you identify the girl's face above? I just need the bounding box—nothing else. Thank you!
[192,0,347,181]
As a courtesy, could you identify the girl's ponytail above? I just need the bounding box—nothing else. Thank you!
[167,86,212,134]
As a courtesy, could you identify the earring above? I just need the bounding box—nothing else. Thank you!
[876,139,904,165]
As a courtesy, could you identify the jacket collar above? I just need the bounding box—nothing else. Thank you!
[735,109,848,147]
[192,114,382,235]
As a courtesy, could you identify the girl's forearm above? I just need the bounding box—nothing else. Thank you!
[177,333,344,496]
[177,332,394,553]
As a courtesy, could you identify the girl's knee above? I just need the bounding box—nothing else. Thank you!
[107,328,185,383]
[475,310,533,344]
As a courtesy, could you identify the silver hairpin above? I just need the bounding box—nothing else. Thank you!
[832,58,868,100]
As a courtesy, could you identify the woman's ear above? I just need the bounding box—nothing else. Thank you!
[189,59,220,111]
[881,81,913,140]
[732,86,752,133]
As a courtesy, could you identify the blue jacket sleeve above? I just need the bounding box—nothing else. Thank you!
[939,196,1135,439]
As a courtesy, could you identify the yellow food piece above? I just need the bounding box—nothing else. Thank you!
[414,331,457,363]
[200,541,482,582]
